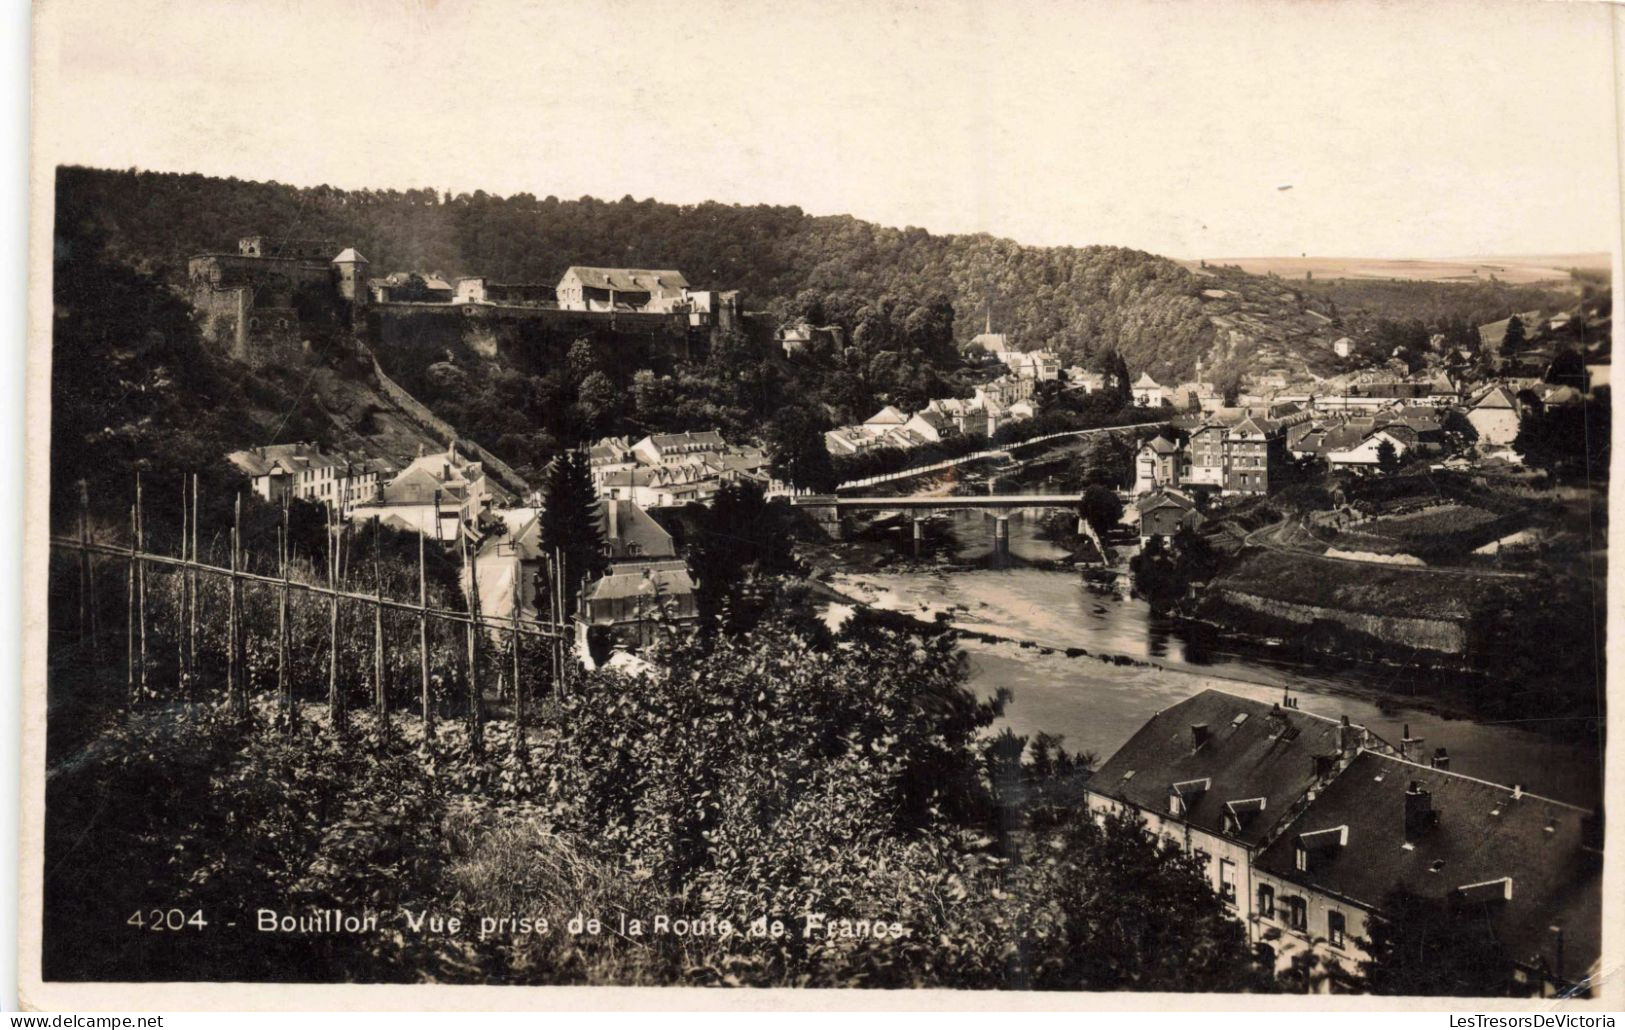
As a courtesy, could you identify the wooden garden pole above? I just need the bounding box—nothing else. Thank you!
[418,530,431,740]
[511,553,524,759]
[545,550,556,691]
[136,473,148,703]
[188,474,199,694]
[556,546,569,698]
[126,501,136,709]
[373,552,388,742]
[328,513,345,735]
[227,492,243,716]
[278,497,293,731]
[461,530,483,757]
[177,476,188,693]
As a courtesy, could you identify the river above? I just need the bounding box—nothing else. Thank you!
[829,509,1603,809]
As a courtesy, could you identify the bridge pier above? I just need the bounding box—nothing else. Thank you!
[993,515,1009,558]
[794,497,844,540]
[912,516,924,556]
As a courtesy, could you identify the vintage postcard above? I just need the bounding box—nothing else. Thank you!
[18,0,1623,1012]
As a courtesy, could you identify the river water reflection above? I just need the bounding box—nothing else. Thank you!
[834,509,1602,809]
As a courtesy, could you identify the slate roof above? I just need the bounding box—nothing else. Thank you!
[1320,425,1370,453]
[562,266,689,294]
[1145,435,1183,455]
[332,248,368,264]
[1230,415,1280,438]
[1378,425,1420,447]
[1139,488,1198,514]
[1255,751,1600,980]
[1089,689,1365,849]
[227,443,344,477]
[598,500,672,558]
[582,560,695,605]
[865,405,910,426]
[510,499,675,563]
[1474,386,1519,411]
[642,430,726,454]
[878,427,932,449]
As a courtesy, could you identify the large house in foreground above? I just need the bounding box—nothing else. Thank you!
[1252,750,1600,995]
[1086,691,1377,949]
[1088,690,1601,995]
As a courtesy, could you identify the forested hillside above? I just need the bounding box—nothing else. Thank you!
[49,188,446,532]
[58,165,1353,381]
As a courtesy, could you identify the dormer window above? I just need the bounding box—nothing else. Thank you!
[1169,777,1211,816]
[1295,825,1348,872]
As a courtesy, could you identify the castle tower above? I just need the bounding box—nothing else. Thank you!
[332,247,371,305]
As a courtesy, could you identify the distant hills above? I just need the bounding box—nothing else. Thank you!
[1180,254,1608,285]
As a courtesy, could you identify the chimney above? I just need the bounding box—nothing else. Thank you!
[1512,784,1524,800]
[1431,747,1450,770]
[1191,723,1211,749]
[1338,714,1363,753]
[607,500,619,541]
[1404,780,1435,840]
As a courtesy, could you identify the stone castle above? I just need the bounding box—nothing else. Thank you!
[187,236,367,365]
[188,236,746,367]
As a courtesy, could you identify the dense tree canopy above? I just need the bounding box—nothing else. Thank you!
[1512,391,1611,484]
[1359,890,1516,996]
[57,165,1318,382]
[765,406,838,493]
[538,450,607,614]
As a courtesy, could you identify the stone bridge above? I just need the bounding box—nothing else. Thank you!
[793,492,1117,545]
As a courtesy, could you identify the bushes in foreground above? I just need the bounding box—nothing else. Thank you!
[44,608,1272,989]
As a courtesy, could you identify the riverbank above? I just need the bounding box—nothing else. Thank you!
[809,562,1601,809]
[802,509,1592,727]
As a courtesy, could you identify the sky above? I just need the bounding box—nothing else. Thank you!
[34,0,1623,260]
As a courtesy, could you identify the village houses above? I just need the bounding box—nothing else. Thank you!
[1467,385,1523,446]
[1130,406,1299,499]
[589,430,784,506]
[227,443,393,516]
[1137,487,1204,545]
[349,442,505,541]
[1132,372,1169,407]
[822,387,1035,458]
